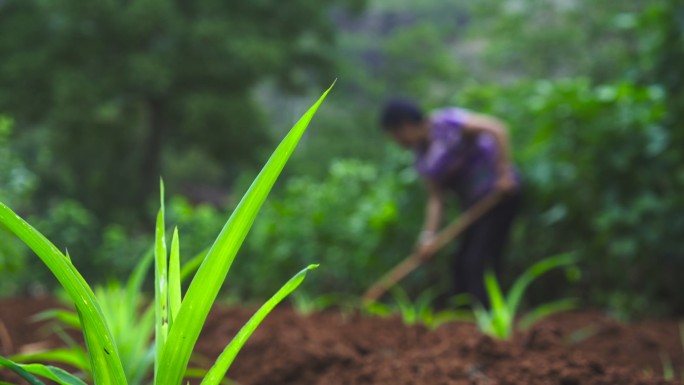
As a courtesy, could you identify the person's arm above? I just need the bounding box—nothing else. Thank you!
[417,180,444,260]
[461,113,516,192]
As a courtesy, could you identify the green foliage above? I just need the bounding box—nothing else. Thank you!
[452,78,682,316]
[238,153,425,298]
[473,254,578,340]
[0,115,35,292]
[465,0,666,82]
[0,0,362,225]
[24,252,155,385]
[0,87,330,384]
[363,288,470,329]
[0,116,36,206]
[0,356,86,385]
[0,0,681,319]
[289,292,357,316]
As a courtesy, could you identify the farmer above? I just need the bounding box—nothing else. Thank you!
[380,98,522,308]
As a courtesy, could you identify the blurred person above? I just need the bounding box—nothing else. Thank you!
[380,98,522,308]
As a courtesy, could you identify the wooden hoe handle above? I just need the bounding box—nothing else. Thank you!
[361,191,504,303]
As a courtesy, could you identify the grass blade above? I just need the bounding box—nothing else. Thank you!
[483,271,510,338]
[127,247,154,304]
[0,356,46,385]
[32,309,82,330]
[517,298,577,330]
[0,203,127,384]
[10,349,90,372]
[154,179,169,381]
[472,305,494,336]
[156,84,333,385]
[179,247,209,283]
[506,253,576,316]
[200,265,318,385]
[169,227,182,327]
[13,363,87,385]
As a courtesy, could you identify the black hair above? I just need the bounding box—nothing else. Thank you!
[380,98,424,131]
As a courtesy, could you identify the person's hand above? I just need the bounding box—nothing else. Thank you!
[416,230,438,261]
[494,170,516,194]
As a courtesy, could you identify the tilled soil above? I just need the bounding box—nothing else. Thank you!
[1,297,682,384]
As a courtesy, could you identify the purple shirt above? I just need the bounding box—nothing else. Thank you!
[415,108,516,207]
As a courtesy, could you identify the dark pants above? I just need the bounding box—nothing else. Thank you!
[452,190,522,309]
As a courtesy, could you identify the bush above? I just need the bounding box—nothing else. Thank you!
[234,151,432,298]
[454,78,682,317]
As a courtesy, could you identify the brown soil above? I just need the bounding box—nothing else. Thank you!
[1,297,682,384]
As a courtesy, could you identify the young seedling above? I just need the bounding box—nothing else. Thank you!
[0,84,333,385]
[362,288,471,329]
[472,253,578,340]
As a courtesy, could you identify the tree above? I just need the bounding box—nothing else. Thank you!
[0,0,363,223]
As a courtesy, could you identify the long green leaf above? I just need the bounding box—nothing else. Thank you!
[15,363,87,385]
[472,305,494,336]
[126,247,154,305]
[10,349,90,372]
[169,227,182,328]
[0,203,127,384]
[200,265,318,385]
[483,271,510,339]
[178,247,209,283]
[0,356,45,385]
[32,309,82,330]
[154,179,169,381]
[517,298,577,330]
[506,253,576,316]
[184,368,237,385]
[155,84,333,385]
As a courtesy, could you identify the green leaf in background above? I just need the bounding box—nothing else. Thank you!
[32,309,82,330]
[0,356,45,385]
[178,247,209,283]
[10,349,90,373]
[506,253,577,315]
[483,271,510,338]
[200,264,319,385]
[153,179,168,382]
[518,298,578,331]
[11,363,87,385]
[169,227,182,328]
[473,253,579,340]
[126,248,154,306]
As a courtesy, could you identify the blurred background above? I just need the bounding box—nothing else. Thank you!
[0,0,682,318]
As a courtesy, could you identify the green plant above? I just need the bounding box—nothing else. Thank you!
[0,85,332,385]
[20,246,235,385]
[362,288,471,329]
[289,292,358,316]
[242,154,423,299]
[15,250,156,385]
[473,253,579,340]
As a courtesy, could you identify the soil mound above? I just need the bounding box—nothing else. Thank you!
[1,297,682,384]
